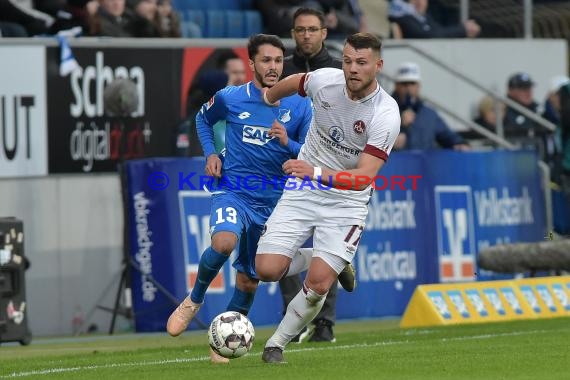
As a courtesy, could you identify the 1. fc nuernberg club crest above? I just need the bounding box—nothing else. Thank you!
[353,120,366,134]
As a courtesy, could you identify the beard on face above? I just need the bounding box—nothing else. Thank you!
[346,74,376,98]
[254,67,280,88]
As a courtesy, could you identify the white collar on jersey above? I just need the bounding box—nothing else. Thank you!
[344,81,381,103]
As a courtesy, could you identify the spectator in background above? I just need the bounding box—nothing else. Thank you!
[473,95,504,133]
[559,82,570,211]
[209,51,248,153]
[219,51,247,87]
[0,0,55,36]
[128,0,161,37]
[280,7,344,344]
[543,76,570,183]
[388,0,480,39]
[155,0,181,37]
[0,21,28,36]
[255,0,327,37]
[503,72,543,137]
[258,0,366,39]
[182,51,247,157]
[543,76,570,127]
[392,62,469,151]
[90,0,134,37]
[49,0,99,34]
[314,0,364,38]
[504,72,558,166]
[460,95,505,142]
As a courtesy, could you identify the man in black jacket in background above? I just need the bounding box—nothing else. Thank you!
[282,7,341,77]
[278,7,354,344]
[388,0,480,39]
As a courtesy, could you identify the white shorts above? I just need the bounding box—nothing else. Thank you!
[257,189,366,265]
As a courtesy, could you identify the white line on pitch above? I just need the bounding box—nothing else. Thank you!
[0,329,562,378]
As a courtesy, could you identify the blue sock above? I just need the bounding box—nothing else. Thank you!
[190,247,228,304]
[227,287,255,316]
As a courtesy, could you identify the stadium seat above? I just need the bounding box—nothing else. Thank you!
[225,11,245,38]
[174,0,240,11]
[239,0,254,9]
[243,10,263,37]
[185,10,206,36]
[206,11,226,38]
[218,0,241,10]
[173,0,202,11]
[180,21,195,38]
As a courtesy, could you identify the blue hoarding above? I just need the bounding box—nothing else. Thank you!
[124,150,545,332]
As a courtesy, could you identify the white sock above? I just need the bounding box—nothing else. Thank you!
[285,248,312,277]
[265,285,327,349]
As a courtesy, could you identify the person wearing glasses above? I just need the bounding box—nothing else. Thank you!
[280,7,353,345]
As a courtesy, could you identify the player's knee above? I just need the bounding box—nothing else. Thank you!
[303,285,327,306]
[236,272,259,293]
[255,266,282,282]
[304,278,331,296]
[211,232,237,255]
[255,255,285,282]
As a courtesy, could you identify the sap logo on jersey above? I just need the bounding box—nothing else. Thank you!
[242,125,275,146]
[434,186,476,283]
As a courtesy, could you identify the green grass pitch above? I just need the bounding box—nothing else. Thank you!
[1,318,568,379]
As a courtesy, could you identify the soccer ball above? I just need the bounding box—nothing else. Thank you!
[208,311,255,359]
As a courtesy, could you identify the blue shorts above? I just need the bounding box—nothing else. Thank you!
[210,192,273,279]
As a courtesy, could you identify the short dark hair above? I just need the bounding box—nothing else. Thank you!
[216,50,240,70]
[247,34,285,60]
[345,33,382,55]
[292,7,325,27]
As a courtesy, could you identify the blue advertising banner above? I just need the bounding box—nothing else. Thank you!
[124,150,546,332]
[337,151,436,319]
[426,150,545,283]
[125,158,282,332]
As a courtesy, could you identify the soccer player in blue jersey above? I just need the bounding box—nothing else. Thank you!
[166,34,313,362]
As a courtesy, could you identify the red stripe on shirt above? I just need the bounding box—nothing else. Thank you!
[298,74,308,97]
[363,144,388,161]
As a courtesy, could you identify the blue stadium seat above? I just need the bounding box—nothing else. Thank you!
[239,0,254,9]
[243,10,263,37]
[225,11,245,38]
[173,0,203,11]
[175,0,239,11]
[185,10,206,36]
[218,0,241,10]
[181,21,202,38]
[206,11,226,38]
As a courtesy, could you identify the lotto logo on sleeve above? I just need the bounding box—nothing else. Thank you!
[427,291,451,319]
[434,186,476,282]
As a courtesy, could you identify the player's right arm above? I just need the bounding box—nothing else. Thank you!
[264,68,341,105]
[263,73,305,105]
[196,90,228,177]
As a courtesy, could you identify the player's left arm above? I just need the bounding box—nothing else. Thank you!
[283,106,401,190]
[282,150,385,190]
[287,98,312,156]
